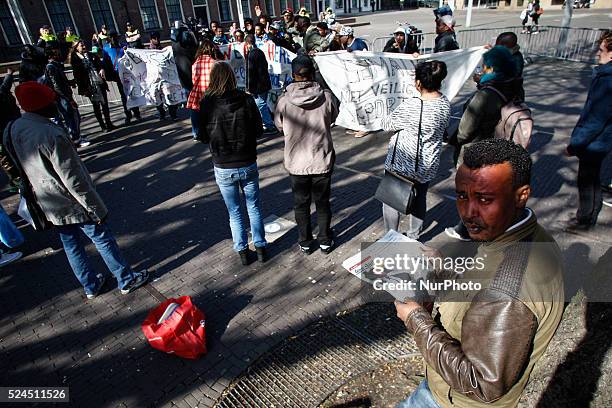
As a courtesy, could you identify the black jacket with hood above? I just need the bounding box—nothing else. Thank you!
[197,89,263,168]
[245,47,271,95]
[19,46,47,83]
[171,27,198,91]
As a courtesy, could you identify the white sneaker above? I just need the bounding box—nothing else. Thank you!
[120,269,149,294]
[0,251,23,267]
[603,200,612,208]
[444,227,470,241]
[77,138,92,148]
[86,274,106,299]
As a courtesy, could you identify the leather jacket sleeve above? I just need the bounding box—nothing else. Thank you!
[404,289,538,403]
[46,63,72,101]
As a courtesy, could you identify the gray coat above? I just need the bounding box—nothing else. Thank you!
[275,81,339,176]
[4,112,107,225]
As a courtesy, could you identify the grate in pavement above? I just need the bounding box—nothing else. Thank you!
[214,303,418,408]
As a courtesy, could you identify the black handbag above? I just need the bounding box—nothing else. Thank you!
[4,121,51,231]
[375,98,424,215]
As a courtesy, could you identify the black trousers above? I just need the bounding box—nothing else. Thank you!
[91,88,112,128]
[157,103,178,119]
[290,173,333,246]
[115,80,140,119]
[577,154,605,224]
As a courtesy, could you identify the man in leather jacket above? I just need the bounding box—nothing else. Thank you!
[395,139,564,408]
[433,15,459,53]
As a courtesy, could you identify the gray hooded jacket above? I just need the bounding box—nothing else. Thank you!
[275,81,339,175]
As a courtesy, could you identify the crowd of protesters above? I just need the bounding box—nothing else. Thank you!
[0,4,610,406]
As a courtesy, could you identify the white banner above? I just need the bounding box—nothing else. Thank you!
[119,42,296,111]
[118,47,187,109]
[314,47,486,131]
[218,41,296,110]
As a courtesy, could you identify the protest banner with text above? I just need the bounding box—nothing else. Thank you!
[119,42,295,111]
[118,47,187,109]
[314,47,486,131]
[217,42,295,110]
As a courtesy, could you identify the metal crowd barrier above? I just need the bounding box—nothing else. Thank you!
[371,26,606,63]
[371,32,436,54]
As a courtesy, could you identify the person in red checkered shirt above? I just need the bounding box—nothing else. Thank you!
[187,40,219,140]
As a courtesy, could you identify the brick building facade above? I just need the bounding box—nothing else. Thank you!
[0,0,358,62]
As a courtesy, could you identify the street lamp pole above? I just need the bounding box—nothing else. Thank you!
[236,0,245,31]
[466,0,473,28]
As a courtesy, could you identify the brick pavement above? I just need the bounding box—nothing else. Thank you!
[0,57,610,407]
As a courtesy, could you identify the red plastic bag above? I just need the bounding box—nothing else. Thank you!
[142,296,207,359]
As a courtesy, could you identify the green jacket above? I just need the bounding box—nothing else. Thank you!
[304,26,325,53]
[454,77,522,165]
[405,210,564,408]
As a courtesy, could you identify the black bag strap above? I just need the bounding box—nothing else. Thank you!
[4,121,32,190]
[390,97,424,174]
[3,121,21,175]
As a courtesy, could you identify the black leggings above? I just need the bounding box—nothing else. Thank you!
[91,87,112,128]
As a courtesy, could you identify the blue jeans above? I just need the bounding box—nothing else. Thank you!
[253,93,275,130]
[214,163,267,251]
[396,380,441,408]
[57,222,134,295]
[56,98,81,141]
[190,108,199,138]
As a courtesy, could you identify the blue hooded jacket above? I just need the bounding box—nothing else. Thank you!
[568,62,612,156]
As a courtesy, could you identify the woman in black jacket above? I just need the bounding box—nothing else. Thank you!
[70,40,115,132]
[197,61,267,266]
[244,35,275,133]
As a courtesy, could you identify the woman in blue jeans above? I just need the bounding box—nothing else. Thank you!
[197,61,267,265]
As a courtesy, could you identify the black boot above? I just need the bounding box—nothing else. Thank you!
[256,247,267,263]
[239,249,250,266]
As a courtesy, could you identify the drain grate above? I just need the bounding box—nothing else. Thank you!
[214,303,419,408]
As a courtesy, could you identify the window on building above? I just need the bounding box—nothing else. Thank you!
[265,0,273,16]
[280,0,301,13]
[217,0,231,21]
[44,0,75,34]
[241,0,251,18]
[193,0,209,25]
[0,0,22,44]
[89,0,116,32]
[165,0,183,24]
[139,0,160,30]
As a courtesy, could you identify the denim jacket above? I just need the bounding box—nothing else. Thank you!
[5,113,107,225]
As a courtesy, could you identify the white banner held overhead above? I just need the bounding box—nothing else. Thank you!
[118,47,187,109]
[218,41,296,111]
[314,47,486,131]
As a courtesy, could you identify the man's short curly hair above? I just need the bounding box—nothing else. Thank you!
[463,139,532,189]
[600,30,612,52]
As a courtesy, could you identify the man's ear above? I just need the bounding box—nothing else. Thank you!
[515,185,531,208]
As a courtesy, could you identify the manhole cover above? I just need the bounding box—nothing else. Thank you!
[214,303,419,408]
